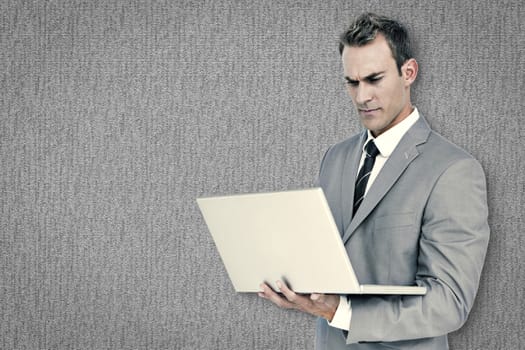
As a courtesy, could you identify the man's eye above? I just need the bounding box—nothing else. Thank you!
[345,80,359,87]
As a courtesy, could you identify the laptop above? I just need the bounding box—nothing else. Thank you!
[196,188,426,295]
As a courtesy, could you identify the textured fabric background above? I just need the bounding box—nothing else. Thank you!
[1,0,523,349]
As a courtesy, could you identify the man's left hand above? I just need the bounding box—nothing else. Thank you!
[258,281,340,322]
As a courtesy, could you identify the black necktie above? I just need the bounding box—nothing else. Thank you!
[353,140,380,216]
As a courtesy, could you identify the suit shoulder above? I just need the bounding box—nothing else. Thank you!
[420,130,484,177]
[318,132,364,177]
[325,132,363,157]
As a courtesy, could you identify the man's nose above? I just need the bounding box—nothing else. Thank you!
[355,84,373,105]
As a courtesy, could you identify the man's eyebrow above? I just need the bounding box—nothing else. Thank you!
[345,71,385,82]
[365,71,385,79]
[344,76,358,83]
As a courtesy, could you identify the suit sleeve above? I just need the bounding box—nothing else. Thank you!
[345,158,490,344]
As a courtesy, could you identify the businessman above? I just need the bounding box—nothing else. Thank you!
[258,13,490,349]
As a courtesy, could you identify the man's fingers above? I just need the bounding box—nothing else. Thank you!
[276,281,298,302]
[259,283,295,309]
[259,281,339,321]
[259,281,310,310]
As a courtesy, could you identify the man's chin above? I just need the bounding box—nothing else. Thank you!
[360,117,381,129]
[361,119,389,137]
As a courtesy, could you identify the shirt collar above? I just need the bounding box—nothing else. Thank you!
[364,107,420,157]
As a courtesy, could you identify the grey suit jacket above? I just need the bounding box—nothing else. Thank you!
[315,115,490,349]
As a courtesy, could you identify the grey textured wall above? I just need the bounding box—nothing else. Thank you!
[1,0,523,349]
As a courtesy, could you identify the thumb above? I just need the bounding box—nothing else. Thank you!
[310,293,323,302]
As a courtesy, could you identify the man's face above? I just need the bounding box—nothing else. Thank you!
[342,34,415,137]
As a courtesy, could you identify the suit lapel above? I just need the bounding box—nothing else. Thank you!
[341,116,432,244]
[340,132,367,234]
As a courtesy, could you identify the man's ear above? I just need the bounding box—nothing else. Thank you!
[402,58,418,86]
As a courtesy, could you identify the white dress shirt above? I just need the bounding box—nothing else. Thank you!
[328,108,420,331]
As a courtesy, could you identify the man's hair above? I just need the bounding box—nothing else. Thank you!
[339,13,414,74]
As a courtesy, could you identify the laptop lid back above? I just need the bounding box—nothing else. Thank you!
[197,188,361,293]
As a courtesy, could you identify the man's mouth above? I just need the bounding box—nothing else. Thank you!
[359,107,380,113]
